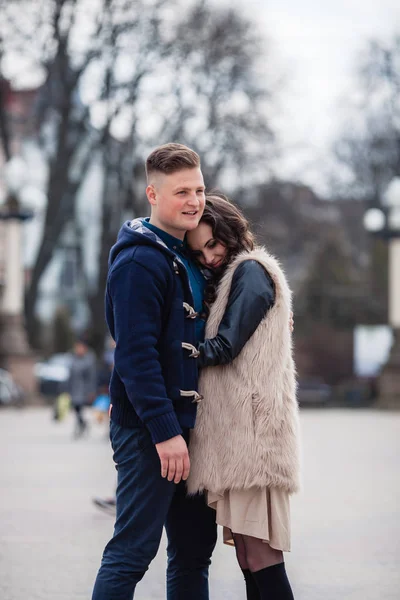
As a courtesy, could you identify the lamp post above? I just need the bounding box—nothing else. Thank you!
[0,156,37,399]
[363,177,400,408]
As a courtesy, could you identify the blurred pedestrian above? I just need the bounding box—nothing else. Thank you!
[186,194,300,600]
[67,337,97,438]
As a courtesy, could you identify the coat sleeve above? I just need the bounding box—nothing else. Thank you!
[198,260,275,368]
[109,259,183,444]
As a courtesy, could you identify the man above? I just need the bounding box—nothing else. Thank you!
[92,143,218,600]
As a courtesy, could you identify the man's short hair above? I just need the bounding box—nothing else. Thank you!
[146,143,200,180]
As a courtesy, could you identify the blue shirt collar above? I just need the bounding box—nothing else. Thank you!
[142,218,185,252]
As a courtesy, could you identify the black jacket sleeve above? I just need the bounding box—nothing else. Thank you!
[198,260,275,368]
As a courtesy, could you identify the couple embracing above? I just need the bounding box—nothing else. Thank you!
[92,143,301,600]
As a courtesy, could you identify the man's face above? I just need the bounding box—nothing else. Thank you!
[146,168,205,239]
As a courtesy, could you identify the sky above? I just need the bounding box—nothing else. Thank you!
[223,0,400,194]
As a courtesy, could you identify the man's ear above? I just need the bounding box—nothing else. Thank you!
[146,184,157,206]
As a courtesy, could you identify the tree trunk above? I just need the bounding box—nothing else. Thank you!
[87,140,126,354]
[0,78,11,161]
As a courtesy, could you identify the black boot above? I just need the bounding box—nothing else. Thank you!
[251,562,294,600]
[242,568,261,600]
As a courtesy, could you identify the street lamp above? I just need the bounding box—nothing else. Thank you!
[364,177,400,408]
[0,156,36,399]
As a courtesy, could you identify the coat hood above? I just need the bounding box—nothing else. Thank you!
[109,218,173,267]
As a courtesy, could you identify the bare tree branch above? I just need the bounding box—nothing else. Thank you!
[1,0,280,349]
[333,34,400,199]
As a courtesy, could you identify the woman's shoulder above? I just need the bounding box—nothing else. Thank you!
[231,247,290,290]
[232,258,274,288]
[234,258,269,274]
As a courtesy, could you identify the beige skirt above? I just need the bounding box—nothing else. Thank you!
[207,487,291,552]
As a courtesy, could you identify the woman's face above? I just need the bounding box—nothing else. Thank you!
[187,222,228,269]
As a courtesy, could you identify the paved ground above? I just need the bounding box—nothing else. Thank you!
[0,406,399,600]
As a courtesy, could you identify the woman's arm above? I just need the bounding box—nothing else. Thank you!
[198,260,275,368]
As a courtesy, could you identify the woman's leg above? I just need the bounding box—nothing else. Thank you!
[240,535,294,600]
[241,534,283,572]
[232,534,260,600]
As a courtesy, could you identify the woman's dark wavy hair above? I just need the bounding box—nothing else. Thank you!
[199,193,255,307]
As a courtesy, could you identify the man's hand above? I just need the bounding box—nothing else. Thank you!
[155,435,190,484]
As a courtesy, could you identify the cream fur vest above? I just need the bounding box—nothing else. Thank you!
[187,248,301,495]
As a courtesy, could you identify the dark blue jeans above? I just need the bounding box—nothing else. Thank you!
[92,420,217,600]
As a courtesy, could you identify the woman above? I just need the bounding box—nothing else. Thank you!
[186,194,301,600]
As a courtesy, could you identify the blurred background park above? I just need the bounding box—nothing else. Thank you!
[0,0,399,409]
